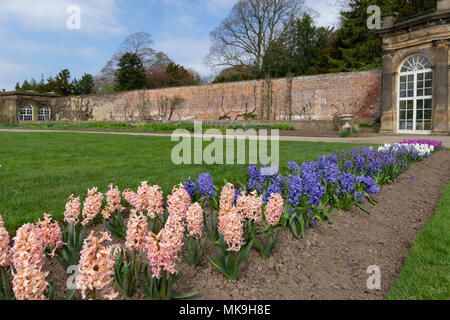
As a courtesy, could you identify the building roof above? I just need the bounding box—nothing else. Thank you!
[0,90,59,98]
[377,7,450,35]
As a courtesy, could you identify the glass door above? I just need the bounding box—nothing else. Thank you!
[398,54,433,133]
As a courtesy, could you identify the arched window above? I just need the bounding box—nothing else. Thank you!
[398,54,433,132]
[19,105,33,121]
[38,106,51,121]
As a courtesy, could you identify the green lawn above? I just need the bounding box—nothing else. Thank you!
[386,182,450,300]
[0,131,364,231]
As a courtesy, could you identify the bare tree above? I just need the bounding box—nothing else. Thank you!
[205,0,305,71]
[96,32,172,92]
[52,98,72,121]
[137,92,152,120]
[117,32,171,68]
[157,95,185,121]
[72,97,94,121]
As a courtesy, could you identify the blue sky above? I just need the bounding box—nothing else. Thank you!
[0,0,340,90]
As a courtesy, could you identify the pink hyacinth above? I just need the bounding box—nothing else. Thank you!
[35,213,63,254]
[11,223,49,300]
[136,182,164,218]
[77,231,117,300]
[106,183,125,214]
[125,210,148,252]
[218,204,245,252]
[265,193,284,226]
[64,194,81,225]
[0,215,11,267]
[12,268,49,300]
[219,183,235,211]
[236,191,263,224]
[144,184,190,278]
[12,223,45,272]
[122,189,138,208]
[186,202,203,238]
[81,187,104,226]
[166,184,191,224]
[146,205,186,278]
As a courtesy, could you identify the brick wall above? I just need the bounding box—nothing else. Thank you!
[59,70,382,125]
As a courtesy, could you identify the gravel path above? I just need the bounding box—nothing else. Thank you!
[1,128,449,148]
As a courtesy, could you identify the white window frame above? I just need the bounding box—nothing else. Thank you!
[397,54,433,134]
[38,106,51,121]
[19,105,33,121]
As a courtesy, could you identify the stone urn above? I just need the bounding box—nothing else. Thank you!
[340,114,353,132]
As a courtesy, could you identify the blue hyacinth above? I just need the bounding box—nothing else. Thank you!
[197,172,216,198]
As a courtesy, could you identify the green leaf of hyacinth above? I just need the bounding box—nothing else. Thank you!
[299,220,305,239]
[206,254,228,277]
[290,222,298,238]
[258,225,271,234]
[171,290,200,300]
[65,287,76,300]
[356,203,370,214]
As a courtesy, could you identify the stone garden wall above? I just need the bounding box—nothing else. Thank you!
[56,70,382,125]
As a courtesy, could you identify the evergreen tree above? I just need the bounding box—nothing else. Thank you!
[115,52,147,91]
[261,14,332,77]
[73,73,96,95]
[390,0,437,20]
[329,0,437,72]
[47,69,73,96]
[329,0,389,72]
[21,80,33,91]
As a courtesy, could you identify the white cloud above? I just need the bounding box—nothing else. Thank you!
[0,0,124,36]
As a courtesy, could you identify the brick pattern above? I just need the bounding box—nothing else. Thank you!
[61,70,382,124]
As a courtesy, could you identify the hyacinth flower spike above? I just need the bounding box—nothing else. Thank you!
[111,210,148,300]
[137,184,199,300]
[0,215,13,300]
[103,184,127,239]
[206,201,254,281]
[54,194,87,270]
[251,193,284,260]
[182,203,205,267]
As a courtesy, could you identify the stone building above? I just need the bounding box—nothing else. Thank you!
[378,0,450,134]
[0,90,57,123]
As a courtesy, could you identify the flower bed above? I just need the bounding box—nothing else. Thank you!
[0,141,442,300]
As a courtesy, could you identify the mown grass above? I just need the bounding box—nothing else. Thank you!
[386,182,450,300]
[0,131,364,231]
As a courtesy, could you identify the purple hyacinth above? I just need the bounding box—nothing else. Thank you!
[337,173,356,195]
[356,175,380,195]
[263,175,284,202]
[183,177,197,198]
[354,191,366,204]
[286,175,303,206]
[288,161,300,174]
[197,172,216,198]
[344,160,353,172]
[321,163,341,184]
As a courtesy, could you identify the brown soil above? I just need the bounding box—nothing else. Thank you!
[42,150,450,300]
